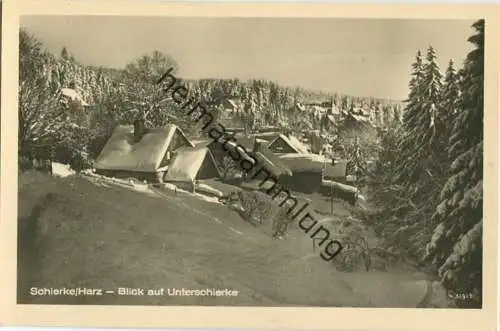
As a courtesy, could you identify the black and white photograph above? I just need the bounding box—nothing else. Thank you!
[13,13,487,311]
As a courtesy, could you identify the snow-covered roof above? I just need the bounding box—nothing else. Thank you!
[226,99,240,109]
[60,88,89,106]
[268,134,309,154]
[95,124,194,173]
[278,153,327,162]
[351,114,370,122]
[287,135,310,154]
[252,142,293,177]
[331,105,341,115]
[311,105,328,113]
[277,153,348,178]
[163,146,221,182]
[295,103,306,112]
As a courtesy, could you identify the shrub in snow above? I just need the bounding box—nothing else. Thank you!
[329,217,372,272]
[225,190,290,232]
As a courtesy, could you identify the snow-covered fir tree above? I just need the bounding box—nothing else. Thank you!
[436,59,461,167]
[424,19,484,308]
[421,46,443,148]
[393,50,426,185]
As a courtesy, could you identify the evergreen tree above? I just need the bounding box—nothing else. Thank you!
[441,60,460,117]
[348,136,367,186]
[436,59,461,164]
[393,50,426,186]
[383,105,394,125]
[393,104,402,123]
[422,46,443,147]
[424,19,484,308]
[60,46,70,61]
[378,48,445,256]
[257,89,266,113]
[395,47,443,186]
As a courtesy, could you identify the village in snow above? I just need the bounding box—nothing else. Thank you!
[16,18,484,309]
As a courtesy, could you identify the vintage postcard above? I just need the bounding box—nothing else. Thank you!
[1,1,499,330]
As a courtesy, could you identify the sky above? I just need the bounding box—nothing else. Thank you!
[20,16,477,101]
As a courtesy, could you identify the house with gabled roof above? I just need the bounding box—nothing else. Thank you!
[215,98,243,117]
[267,133,310,154]
[94,119,194,182]
[276,153,350,192]
[252,141,293,178]
[164,146,222,183]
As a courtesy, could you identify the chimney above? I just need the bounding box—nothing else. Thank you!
[133,118,147,142]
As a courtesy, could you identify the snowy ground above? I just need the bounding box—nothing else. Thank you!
[20,170,450,307]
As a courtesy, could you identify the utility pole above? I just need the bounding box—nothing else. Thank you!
[330,184,334,215]
[313,238,321,252]
[323,157,334,215]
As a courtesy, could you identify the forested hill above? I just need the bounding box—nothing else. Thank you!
[20,28,403,139]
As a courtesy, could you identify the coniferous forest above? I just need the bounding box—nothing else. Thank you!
[367,20,484,307]
[18,19,484,308]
